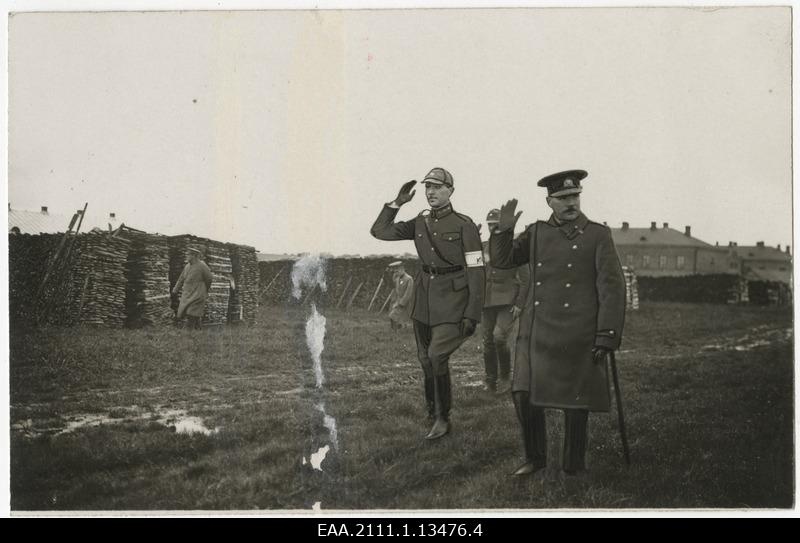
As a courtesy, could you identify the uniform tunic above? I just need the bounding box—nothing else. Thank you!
[371,203,484,325]
[482,240,530,309]
[175,260,214,319]
[371,202,485,377]
[490,213,626,412]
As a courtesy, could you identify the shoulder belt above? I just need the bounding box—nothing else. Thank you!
[420,214,457,266]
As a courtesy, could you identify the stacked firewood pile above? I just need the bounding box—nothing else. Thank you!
[11,227,261,328]
[622,266,639,310]
[67,233,131,327]
[168,235,232,324]
[24,231,130,327]
[8,233,61,325]
[228,244,259,322]
[122,226,174,326]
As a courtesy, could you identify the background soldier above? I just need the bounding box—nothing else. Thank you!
[172,246,213,330]
[490,170,626,476]
[387,261,414,331]
[481,209,530,395]
[371,167,485,440]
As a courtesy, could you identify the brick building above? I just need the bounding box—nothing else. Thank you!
[611,222,739,277]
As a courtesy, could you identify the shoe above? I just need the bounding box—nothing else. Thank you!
[483,382,496,394]
[512,461,546,477]
[425,417,450,440]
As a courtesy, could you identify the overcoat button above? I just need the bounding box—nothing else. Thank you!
[534,301,540,306]
[564,303,570,308]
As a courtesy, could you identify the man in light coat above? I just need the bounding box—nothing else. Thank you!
[387,261,414,331]
[172,247,213,330]
[491,170,626,476]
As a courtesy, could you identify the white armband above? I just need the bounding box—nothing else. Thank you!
[465,251,484,267]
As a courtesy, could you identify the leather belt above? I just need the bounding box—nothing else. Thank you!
[422,264,464,275]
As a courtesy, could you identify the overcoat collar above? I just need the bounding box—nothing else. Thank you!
[547,212,589,240]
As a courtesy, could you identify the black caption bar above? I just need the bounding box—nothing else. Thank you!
[317,521,487,537]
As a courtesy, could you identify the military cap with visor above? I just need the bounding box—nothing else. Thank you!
[420,167,454,188]
[537,169,588,197]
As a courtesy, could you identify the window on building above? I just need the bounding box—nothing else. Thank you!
[677,255,685,269]
[643,255,651,268]
[626,254,634,266]
[730,261,738,269]
[659,255,667,269]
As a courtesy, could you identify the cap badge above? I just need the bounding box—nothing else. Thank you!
[564,178,575,188]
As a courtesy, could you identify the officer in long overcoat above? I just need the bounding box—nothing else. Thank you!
[371,167,485,440]
[490,170,626,475]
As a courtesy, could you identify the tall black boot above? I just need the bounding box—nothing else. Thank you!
[424,375,436,420]
[512,391,547,476]
[495,343,512,395]
[425,372,451,440]
[563,409,589,474]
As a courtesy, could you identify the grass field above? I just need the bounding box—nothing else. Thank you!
[8,302,794,511]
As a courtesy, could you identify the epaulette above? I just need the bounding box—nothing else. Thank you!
[453,211,474,224]
[587,220,610,229]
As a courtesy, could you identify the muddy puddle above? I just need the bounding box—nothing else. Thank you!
[11,406,219,438]
[701,326,792,353]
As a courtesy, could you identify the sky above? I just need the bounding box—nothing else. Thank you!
[6,7,792,256]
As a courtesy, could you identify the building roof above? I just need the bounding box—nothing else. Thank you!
[611,227,712,248]
[8,209,75,235]
[734,245,792,263]
[9,208,121,235]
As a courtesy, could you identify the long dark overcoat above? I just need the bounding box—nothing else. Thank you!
[490,213,626,412]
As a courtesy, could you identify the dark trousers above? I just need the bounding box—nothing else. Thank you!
[481,305,514,385]
[514,391,590,472]
[413,321,468,377]
[414,320,467,420]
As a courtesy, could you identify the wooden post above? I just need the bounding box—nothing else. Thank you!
[346,281,364,310]
[379,291,393,313]
[336,276,353,308]
[367,275,385,311]
[35,212,79,299]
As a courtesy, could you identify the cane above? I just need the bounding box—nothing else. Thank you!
[608,350,631,465]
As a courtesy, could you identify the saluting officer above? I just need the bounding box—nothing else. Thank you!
[371,167,485,440]
[490,170,626,476]
[481,209,530,395]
